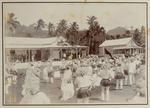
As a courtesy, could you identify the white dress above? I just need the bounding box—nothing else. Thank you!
[92,73,102,87]
[20,92,50,104]
[43,67,50,82]
[61,69,74,101]
[22,67,40,96]
[129,62,136,74]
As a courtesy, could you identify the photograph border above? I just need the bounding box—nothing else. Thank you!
[1,1,149,106]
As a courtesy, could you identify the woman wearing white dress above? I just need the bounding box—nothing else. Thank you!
[20,63,51,104]
[22,64,41,96]
[20,82,50,104]
[60,65,74,101]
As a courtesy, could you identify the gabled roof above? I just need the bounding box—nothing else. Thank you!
[99,37,132,47]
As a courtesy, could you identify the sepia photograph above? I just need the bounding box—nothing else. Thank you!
[1,1,148,106]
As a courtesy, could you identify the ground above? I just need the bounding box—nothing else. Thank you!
[5,77,141,104]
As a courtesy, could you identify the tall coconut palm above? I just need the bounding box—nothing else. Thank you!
[87,16,98,54]
[86,16,106,54]
[36,19,46,31]
[56,19,68,36]
[68,22,79,45]
[7,13,20,33]
[133,28,145,47]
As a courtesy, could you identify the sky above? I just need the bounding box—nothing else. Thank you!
[3,3,147,31]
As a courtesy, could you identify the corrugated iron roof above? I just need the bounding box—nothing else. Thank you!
[99,38,132,47]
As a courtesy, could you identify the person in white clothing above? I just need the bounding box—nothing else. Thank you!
[115,63,125,90]
[122,59,129,86]
[91,64,102,89]
[60,65,74,101]
[75,65,93,103]
[128,58,137,85]
[99,64,112,101]
[20,82,50,104]
[5,63,13,95]
[127,64,146,104]
[21,64,41,96]
[43,61,54,83]
[10,63,18,85]
[43,67,50,83]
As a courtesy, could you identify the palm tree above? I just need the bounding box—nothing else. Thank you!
[7,13,20,33]
[36,19,46,31]
[133,28,144,47]
[56,19,68,36]
[86,16,106,54]
[87,16,99,54]
[87,16,97,27]
[67,22,79,45]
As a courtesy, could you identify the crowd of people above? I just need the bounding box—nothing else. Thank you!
[5,53,146,104]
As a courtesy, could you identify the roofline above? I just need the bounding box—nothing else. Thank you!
[99,37,132,47]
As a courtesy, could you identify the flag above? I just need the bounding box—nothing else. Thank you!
[104,48,115,60]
